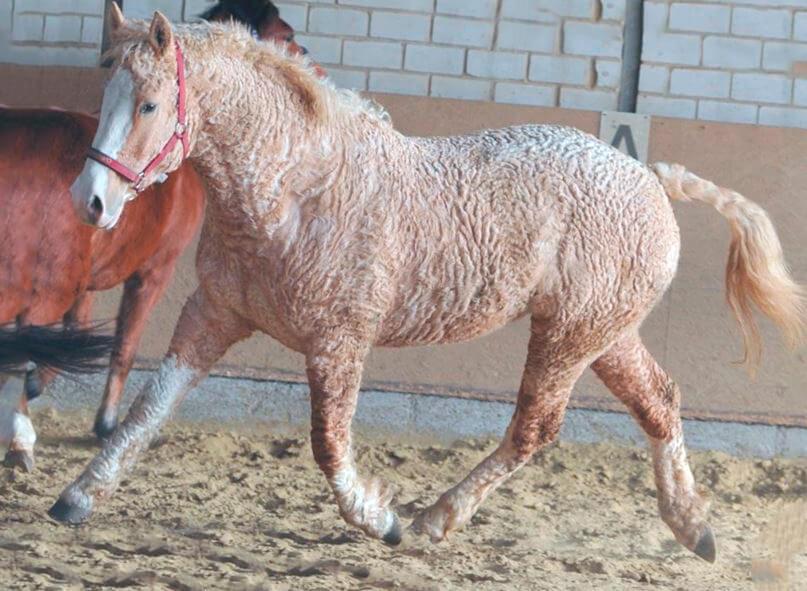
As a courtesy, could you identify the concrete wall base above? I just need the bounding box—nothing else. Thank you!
[18,370,807,459]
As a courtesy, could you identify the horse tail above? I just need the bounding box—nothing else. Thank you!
[0,323,115,375]
[652,162,806,371]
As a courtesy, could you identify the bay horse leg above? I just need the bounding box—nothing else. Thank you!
[94,263,178,440]
[24,293,95,401]
[411,317,603,542]
[307,338,402,544]
[3,392,36,472]
[49,289,252,524]
[591,332,715,562]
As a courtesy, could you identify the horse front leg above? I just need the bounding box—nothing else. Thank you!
[307,339,402,545]
[48,289,251,524]
[94,263,178,440]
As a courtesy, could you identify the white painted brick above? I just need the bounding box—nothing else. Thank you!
[501,0,596,20]
[126,0,183,22]
[560,88,617,111]
[529,55,591,85]
[796,12,807,41]
[3,44,100,67]
[563,22,622,58]
[343,40,402,69]
[17,0,103,14]
[327,67,367,91]
[602,0,626,21]
[595,60,621,88]
[669,3,730,34]
[494,82,557,106]
[732,73,792,104]
[432,16,494,48]
[467,50,527,80]
[762,42,807,72]
[638,65,669,93]
[795,79,807,106]
[274,3,308,32]
[12,14,43,42]
[431,76,492,101]
[703,37,761,69]
[732,8,791,39]
[759,106,807,129]
[81,16,102,44]
[370,11,430,42]
[643,3,701,66]
[369,71,428,96]
[339,0,433,12]
[637,94,697,119]
[405,44,465,75]
[309,7,368,36]
[496,21,557,53]
[698,100,758,125]
[184,0,216,22]
[436,0,497,19]
[669,68,731,98]
[43,15,82,43]
[295,35,342,65]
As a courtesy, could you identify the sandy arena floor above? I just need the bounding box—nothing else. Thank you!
[1,408,806,590]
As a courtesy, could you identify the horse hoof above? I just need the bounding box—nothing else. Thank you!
[693,525,717,563]
[93,415,118,441]
[382,513,403,546]
[48,487,93,524]
[3,449,34,472]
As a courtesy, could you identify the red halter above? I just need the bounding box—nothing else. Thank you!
[87,41,189,193]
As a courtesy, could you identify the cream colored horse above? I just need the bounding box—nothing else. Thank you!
[54,9,805,563]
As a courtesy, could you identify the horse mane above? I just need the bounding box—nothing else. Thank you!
[104,20,390,127]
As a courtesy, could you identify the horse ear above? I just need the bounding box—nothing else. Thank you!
[108,2,125,32]
[148,11,174,56]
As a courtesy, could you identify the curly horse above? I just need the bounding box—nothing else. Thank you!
[53,11,805,563]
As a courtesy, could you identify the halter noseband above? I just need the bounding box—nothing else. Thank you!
[87,40,189,193]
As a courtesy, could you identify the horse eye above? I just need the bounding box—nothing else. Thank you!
[285,35,293,42]
[140,102,157,115]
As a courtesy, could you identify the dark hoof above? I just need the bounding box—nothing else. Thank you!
[3,449,34,472]
[693,525,717,563]
[24,370,43,400]
[93,414,118,441]
[382,514,403,546]
[48,487,94,524]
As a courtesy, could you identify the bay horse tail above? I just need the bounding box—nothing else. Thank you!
[653,162,807,371]
[0,324,115,375]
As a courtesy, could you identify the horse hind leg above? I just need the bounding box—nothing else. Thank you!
[2,391,36,472]
[410,316,606,542]
[591,332,715,562]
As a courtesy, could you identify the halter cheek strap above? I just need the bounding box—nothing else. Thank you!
[87,40,189,193]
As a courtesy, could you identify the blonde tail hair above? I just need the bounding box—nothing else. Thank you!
[653,162,806,371]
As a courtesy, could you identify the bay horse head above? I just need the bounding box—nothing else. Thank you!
[201,0,309,55]
[71,6,192,228]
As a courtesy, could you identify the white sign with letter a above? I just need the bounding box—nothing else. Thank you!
[599,111,650,163]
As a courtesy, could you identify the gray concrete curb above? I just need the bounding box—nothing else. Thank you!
[20,369,807,459]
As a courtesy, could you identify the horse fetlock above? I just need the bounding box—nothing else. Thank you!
[335,475,399,542]
[410,494,471,542]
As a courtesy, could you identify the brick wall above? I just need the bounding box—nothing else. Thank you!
[3,1,807,129]
[638,1,807,128]
[277,0,626,111]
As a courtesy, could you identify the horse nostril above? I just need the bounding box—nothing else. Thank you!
[300,45,309,56]
[89,195,104,223]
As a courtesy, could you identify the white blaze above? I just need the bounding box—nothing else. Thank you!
[70,68,136,228]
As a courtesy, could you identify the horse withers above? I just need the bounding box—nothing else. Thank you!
[54,10,805,563]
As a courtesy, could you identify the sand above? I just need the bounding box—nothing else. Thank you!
[1,408,806,590]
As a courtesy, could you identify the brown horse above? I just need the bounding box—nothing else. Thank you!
[0,1,318,471]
